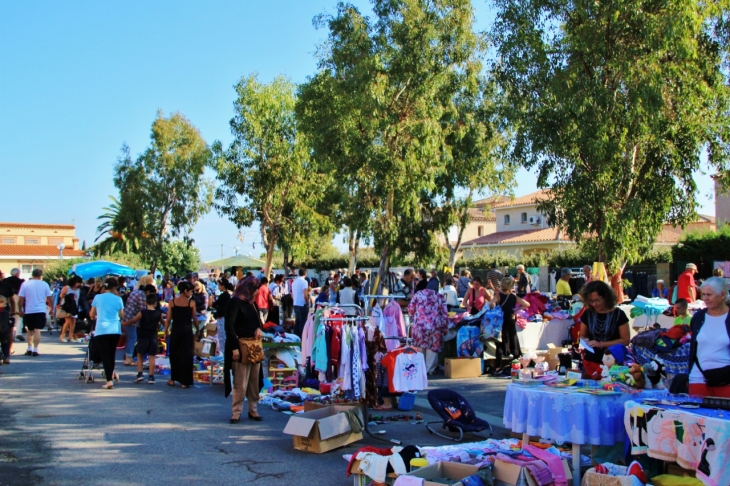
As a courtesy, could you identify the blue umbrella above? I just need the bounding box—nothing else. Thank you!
[69,261,136,279]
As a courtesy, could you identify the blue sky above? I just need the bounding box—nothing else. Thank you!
[0,1,717,262]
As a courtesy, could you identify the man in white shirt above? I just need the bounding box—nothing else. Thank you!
[291,268,310,337]
[18,269,53,357]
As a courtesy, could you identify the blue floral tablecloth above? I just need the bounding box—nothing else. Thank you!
[632,342,690,375]
[503,384,669,446]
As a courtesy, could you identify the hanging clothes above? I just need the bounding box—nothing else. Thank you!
[370,303,384,333]
[339,325,352,391]
[364,328,387,407]
[382,300,406,351]
[391,351,428,392]
[407,289,449,353]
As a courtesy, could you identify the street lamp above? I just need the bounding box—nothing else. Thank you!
[57,242,65,260]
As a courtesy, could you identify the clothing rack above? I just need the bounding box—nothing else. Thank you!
[361,294,405,317]
[317,303,402,446]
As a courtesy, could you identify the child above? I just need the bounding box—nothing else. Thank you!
[673,298,691,326]
[122,293,163,384]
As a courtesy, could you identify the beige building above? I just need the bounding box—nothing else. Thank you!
[443,196,507,245]
[462,190,715,257]
[0,223,87,278]
[715,175,730,227]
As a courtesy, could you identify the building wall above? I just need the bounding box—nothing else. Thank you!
[462,241,570,259]
[495,205,547,233]
[716,178,730,228]
[443,220,497,245]
[0,225,77,248]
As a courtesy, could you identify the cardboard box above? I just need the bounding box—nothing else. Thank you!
[493,458,572,486]
[303,401,359,412]
[546,343,568,371]
[403,462,480,486]
[283,405,363,453]
[445,357,482,378]
[349,459,398,486]
[194,339,216,358]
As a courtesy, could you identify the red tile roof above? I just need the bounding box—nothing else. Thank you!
[467,207,495,222]
[0,222,75,230]
[491,190,551,208]
[472,195,510,208]
[0,245,86,257]
[463,227,569,246]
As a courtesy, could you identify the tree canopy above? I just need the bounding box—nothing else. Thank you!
[101,111,213,272]
[212,74,330,275]
[491,0,730,270]
[297,0,488,288]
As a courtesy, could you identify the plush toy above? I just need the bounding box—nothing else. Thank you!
[643,359,666,390]
[628,363,646,389]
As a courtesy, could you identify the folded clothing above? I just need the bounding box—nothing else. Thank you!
[651,475,703,486]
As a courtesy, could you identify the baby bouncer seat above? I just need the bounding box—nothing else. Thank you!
[425,389,493,442]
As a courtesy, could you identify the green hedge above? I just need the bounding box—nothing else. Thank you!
[672,225,730,264]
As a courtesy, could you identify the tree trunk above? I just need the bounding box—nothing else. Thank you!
[283,249,289,275]
[265,236,277,279]
[377,243,390,294]
[348,227,359,275]
[447,246,458,272]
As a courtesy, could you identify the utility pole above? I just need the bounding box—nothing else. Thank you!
[221,244,224,259]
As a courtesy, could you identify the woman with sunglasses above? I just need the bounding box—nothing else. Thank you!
[578,280,630,380]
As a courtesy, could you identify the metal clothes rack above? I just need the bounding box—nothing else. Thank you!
[318,304,402,445]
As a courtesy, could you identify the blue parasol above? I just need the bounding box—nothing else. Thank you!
[69,261,136,279]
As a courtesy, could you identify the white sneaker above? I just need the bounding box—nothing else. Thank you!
[60,338,69,343]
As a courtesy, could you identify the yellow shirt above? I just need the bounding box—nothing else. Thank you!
[556,279,572,297]
[673,315,691,326]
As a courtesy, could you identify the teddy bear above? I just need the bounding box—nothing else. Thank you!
[643,359,666,390]
[628,363,646,389]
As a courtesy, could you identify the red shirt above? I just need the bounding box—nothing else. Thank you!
[380,348,407,394]
[254,285,270,310]
[677,270,696,303]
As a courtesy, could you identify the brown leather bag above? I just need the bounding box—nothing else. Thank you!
[237,337,264,364]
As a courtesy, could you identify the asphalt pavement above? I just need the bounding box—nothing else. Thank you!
[0,339,513,486]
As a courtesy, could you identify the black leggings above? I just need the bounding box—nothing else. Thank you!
[0,326,12,358]
[495,322,521,370]
[95,334,120,381]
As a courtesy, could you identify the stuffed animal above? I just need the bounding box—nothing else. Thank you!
[600,351,616,383]
[628,363,646,389]
[643,359,666,390]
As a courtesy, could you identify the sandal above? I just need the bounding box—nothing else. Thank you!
[230,416,240,424]
[101,383,114,389]
[180,385,190,389]
[167,380,175,387]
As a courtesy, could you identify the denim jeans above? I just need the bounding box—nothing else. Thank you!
[293,305,308,338]
[125,325,137,358]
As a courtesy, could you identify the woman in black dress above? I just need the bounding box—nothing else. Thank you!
[490,276,530,374]
[164,281,197,388]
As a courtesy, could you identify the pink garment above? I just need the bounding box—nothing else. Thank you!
[522,293,548,316]
[301,313,315,361]
[383,300,407,351]
[496,453,554,486]
[408,290,449,352]
[394,477,424,486]
[524,445,568,486]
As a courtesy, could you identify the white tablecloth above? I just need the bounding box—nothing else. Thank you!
[517,319,572,351]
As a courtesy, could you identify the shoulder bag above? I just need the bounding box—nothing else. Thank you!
[236,301,265,364]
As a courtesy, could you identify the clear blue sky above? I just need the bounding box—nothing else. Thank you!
[0,1,716,262]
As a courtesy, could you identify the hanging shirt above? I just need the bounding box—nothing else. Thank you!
[391,352,428,392]
[339,326,352,391]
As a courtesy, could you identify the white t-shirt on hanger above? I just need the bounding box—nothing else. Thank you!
[392,352,428,392]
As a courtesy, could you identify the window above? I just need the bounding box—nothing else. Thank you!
[504,215,510,225]
[1,237,15,244]
[477,226,484,237]
[521,212,528,223]
[25,238,39,245]
[48,237,63,245]
[21,265,32,274]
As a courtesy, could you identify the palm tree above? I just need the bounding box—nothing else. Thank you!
[94,195,143,255]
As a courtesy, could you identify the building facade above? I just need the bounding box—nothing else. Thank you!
[0,223,87,279]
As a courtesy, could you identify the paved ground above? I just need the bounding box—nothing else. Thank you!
[0,339,513,486]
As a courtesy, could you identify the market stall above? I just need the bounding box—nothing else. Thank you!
[503,383,668,486]
[624,399,730,486]
[517,318,572,351]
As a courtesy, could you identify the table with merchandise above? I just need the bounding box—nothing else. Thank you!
[503,382,668,486]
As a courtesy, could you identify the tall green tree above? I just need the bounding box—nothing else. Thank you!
[106,112,213,272]
[158,239,202,277]
[212,74,329,276]
[427,77,515,270]
[297,0,485,290]
[491,0,730,269]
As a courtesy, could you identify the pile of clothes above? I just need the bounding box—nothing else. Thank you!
[631,326,691,354]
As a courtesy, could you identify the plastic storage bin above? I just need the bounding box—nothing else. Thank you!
[398,391,416,411]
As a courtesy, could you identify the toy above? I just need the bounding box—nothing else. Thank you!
[628,363,645,389]
[599,363,611,383]
[643,359,666,390]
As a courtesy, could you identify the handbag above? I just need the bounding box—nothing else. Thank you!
[693,357,730,387]
[56,307,69,319]
[61,293,79,315]
[237,337,264,364]
[469,289,479,315]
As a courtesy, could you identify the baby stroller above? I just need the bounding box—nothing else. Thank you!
[78,332,118,384]
[425,389,493,442]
